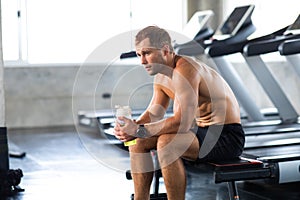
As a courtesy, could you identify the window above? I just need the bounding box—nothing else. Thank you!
[1,0,184,64]
[1,0,20,61]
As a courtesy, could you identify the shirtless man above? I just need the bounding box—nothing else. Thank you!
[114,26,245,200]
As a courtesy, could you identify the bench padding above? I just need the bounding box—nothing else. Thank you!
[206,157,273,183]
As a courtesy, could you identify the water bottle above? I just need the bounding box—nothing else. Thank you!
[115,105,137,146]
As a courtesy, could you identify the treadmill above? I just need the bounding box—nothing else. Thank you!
[278,14,300,77]
[242,23,300,125]
[243,17,300,184]
[204,15,300,184]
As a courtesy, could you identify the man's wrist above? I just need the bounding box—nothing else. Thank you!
[135,124,149,138]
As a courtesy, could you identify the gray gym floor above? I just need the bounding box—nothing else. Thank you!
[5,126,300,200]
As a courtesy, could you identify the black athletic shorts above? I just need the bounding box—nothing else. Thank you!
[195,123,245,162]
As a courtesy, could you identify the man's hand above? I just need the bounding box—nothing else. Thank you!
[113,117,139,142]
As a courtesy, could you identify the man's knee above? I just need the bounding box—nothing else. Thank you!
[157,134,173,149]
[156,133,199,166]
[156,134,180,167]
[129,137,157,153]
[129,139,147,153]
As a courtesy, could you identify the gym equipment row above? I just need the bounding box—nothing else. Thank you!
[175,4,300,184]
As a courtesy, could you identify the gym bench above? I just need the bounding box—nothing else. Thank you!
[126,156,275,200]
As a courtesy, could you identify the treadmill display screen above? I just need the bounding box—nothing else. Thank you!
[183,10,213,39]
[220,5,253,35]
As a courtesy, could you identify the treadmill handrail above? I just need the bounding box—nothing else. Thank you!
[278,38,300,55]
[243,34,300,56]
[206,40,248,57]
[210,22,256,46]
[206,26,290,57]
[120,51,137,59]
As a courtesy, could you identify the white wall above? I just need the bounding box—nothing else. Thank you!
[4,63,153,128]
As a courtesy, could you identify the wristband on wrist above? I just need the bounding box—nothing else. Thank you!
[135,124,149,138]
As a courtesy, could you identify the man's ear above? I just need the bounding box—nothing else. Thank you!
[161,44,170,56]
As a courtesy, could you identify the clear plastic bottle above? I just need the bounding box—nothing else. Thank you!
[115,105,137,146]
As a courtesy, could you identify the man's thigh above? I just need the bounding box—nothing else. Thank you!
[157,132,199,162]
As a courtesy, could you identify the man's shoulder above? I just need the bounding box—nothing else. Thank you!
[153,74,171,87]
[154,73,166,81]
[175,55,201,70]
[174,56,202,78]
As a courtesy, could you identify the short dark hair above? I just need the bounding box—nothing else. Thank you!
[135,26,174,52]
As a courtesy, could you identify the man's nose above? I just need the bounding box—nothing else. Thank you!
[140,55,147,64]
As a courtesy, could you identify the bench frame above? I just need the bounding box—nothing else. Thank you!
[126,156,274,200]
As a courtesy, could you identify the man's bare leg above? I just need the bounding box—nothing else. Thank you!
[161,158,186,200]
[129,137,158,200]
[157,133,199,200]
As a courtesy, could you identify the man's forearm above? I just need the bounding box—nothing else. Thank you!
[136,109,166,124]
[144,116,181,137]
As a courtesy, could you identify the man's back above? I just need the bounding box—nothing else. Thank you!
[156,55,242,127]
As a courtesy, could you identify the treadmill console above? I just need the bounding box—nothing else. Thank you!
[182,10,214,39]
[284,14,300,35]
[213,4,255,40]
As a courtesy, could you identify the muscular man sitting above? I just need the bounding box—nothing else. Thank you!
[114,26,245,200]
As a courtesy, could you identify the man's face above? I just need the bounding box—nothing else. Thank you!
[135,38,166,76]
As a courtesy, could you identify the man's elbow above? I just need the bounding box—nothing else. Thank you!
[177,121,193,133]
